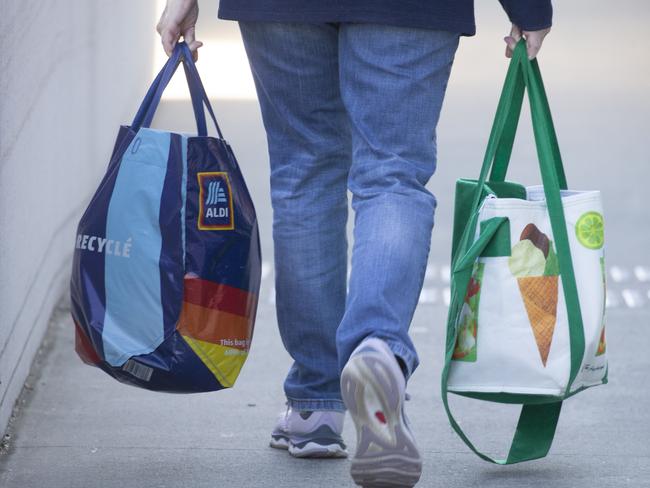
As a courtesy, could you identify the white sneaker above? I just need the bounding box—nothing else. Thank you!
[270,406,348,458]
[341,338,422,487]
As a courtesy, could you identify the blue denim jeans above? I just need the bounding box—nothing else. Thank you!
[240,22,459,412]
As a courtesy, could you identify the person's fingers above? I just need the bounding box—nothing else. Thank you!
[504,24,522,58]
[523,28,550,59]
[156,6,167,34]
[161,29,180,57]
[189,41,203,62]
[525,37,542,60]
[182,26,202,62]
[504,36,518,58]
[183,26,196,47]
[510,24,522,41]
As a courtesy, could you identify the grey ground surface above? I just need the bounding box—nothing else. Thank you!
[0,275,648,488]
[2,3,650,484]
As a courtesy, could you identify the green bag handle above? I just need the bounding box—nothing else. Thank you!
[488,54,568,188]
[449,50,527,266]
[523,49,586,395]
[441,41,586,464]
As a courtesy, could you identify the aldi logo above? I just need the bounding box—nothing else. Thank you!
[197,172,234,230]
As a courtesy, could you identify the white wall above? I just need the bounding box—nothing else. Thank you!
[0,1,156,433]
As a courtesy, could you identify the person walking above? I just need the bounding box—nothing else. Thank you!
[157,1,552,486]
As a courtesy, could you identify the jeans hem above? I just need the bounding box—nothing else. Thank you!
[383,339,419,381]
[286,397,346,412]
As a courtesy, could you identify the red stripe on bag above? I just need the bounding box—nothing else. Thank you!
[73,320,102,365]
[183,277,257,318]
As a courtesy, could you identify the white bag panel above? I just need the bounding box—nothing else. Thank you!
[447,188,607,396]
[562,192,607,391]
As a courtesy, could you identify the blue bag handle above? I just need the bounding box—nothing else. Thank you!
[131,42,223,138]
[132,44,187,130]
[180,44,224,139]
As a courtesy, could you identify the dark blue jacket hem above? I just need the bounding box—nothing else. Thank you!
[218,8,476,36]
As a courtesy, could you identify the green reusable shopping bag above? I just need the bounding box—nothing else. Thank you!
[442,41,607,464]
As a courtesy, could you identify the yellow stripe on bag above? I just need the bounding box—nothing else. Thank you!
[181,335,248,388]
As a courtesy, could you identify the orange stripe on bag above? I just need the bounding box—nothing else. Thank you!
[176,301,252,350]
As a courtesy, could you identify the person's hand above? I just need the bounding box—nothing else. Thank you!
[504,24,550,60]
[156,0,202,60]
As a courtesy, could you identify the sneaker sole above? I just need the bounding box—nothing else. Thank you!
[341,352,422,487]
[288,441,348,459]
[270,420,347,458]
[269,435,290,450]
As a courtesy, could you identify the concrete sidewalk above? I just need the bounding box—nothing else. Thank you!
[0,272,647,487]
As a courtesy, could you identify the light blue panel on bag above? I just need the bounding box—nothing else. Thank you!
[102,129,170,366]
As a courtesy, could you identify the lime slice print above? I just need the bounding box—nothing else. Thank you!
[575,211,604,250]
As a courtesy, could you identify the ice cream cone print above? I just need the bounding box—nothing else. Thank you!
[509,223,560,367]
[517,275,559,366]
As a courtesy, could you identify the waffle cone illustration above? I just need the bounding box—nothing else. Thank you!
[517,275,559,366]
[509,223,561,367]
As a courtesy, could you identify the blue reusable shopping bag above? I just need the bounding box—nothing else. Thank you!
[70,42,261,393]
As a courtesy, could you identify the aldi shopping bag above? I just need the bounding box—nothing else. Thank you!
[442,41,608,463]
[70,42,261,393]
